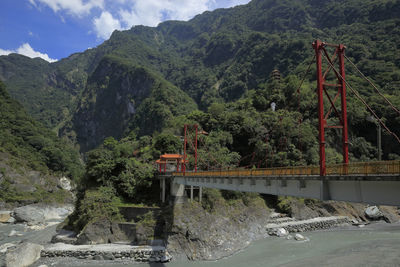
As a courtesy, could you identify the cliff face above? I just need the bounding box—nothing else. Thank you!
[69,56,197,152]
[165,196,400,261]
[166,198,271,260]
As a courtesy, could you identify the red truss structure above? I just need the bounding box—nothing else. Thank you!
[312,40,349,176]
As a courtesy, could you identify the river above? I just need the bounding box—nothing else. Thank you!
[10,221,396,267]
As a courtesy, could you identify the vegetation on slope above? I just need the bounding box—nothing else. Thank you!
[1,0,400,227]
[0,80,83,179]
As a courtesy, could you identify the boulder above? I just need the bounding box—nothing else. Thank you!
[0,211,11,223]
[8,230,22,237]
[160,251,172,263]
[0,243,16,253]
[294,233,306,241]
[276,228,289,237]
[365,206,382,220]
[13,204,74,223]
[5,242,43,267]
[76,220,113,245]
[51,229,77,244]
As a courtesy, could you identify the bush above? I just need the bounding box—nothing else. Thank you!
[201,188,224,212]
[70,187,123,232]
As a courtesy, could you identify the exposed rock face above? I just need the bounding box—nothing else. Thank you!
[281,198,400,223]
[13,204,74,224]
[76,220,113,245]
[5,242,43,267]
[57,177,72,191]
[166,199,270,261]
[75,219,154,245]
[69,56,196,152]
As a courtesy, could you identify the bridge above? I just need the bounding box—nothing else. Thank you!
[161,161,400,206]
[157,40,400,206]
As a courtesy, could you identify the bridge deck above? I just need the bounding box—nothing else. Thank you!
[173,160,400,178]
[163,161,400,206]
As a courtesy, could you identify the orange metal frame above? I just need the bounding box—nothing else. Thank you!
[174,161,400,177]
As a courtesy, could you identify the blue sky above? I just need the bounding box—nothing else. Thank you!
[0,0,251,62]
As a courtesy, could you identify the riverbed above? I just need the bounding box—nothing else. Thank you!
[23,221,400,267]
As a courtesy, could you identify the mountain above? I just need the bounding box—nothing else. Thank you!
[0,80,83,205]
[0,0,399,152]
[68,55,197,151]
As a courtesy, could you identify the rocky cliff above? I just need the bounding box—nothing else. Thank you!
[67,56,197,151]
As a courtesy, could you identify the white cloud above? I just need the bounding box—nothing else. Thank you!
[27,0,252,41]
[119,0,210,29]
[30,0,104,16]
[0,43,57,62]
[93,11,122,39]
[0,48,14,56]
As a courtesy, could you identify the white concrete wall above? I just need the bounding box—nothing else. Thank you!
[172,176,400,206]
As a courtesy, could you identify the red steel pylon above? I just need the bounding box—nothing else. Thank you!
[312,40,349,176]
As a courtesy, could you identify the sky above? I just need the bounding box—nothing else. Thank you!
[0,0,251,62]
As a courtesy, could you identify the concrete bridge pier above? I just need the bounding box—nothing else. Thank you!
[170,178,186,204]
[320,179,331,201]
[160,177,203,204]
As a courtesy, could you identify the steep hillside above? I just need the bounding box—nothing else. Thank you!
[0,0,399,153]
[64,56,197,151]
[0,80,83,205]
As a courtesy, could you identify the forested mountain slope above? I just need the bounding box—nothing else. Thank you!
[0,80,83,204]
[0,0,399,154]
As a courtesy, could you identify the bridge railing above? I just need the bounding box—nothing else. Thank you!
[173,161,400,177]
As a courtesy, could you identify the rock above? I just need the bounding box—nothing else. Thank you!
[14,183,36,193]
[13,204,74,223]
[379,206,400,223]
[276,228,289,237]
[286,235,293,240]
[76,220,113,245]
[0,211,11,223]
[7,216,15,224]
[8,230,22,237]
[5,242,43,267]
[58,177,72,191]
[358,224,365,228]
[365,206,383,220]
[351,218,359,224]
[38,265,48,267]
[0,243,16,253]
[93,255,103,260]
[51,229,77,244]
[103,253,115,260]
[160,252,172,263]
[294,233,306,241]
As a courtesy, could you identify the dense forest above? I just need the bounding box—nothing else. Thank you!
[0,80,83,203]
[1,0,400,228]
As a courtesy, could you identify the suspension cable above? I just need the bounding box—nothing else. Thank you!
[295,55,316,96]
[324,58,400,145]
[344,54,400,116]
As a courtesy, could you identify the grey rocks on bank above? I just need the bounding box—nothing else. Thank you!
[12,204,74,224]
[5,242,43,267]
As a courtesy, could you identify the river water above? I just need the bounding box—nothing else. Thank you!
[2,222,400,267]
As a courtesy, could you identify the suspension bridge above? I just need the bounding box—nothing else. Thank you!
[157,40,400,206]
